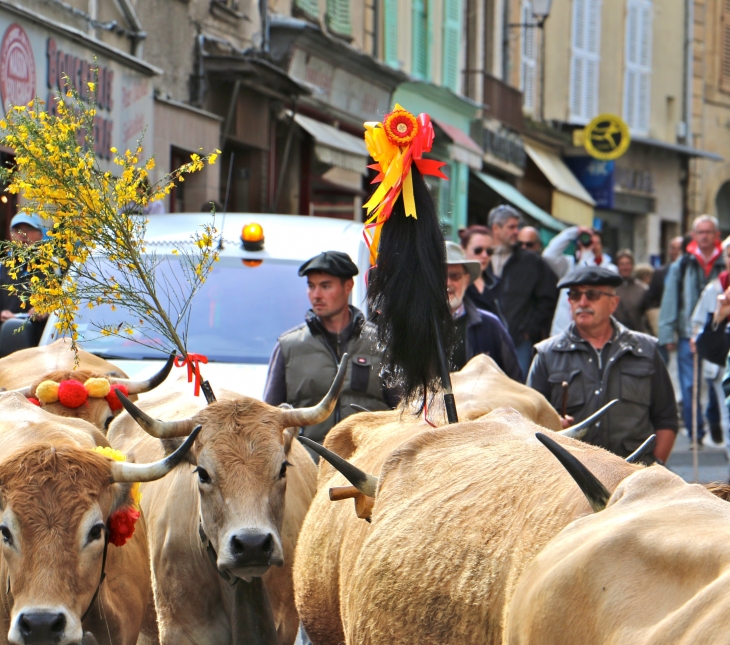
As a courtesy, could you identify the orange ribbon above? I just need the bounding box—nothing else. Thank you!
[175,353,209,397]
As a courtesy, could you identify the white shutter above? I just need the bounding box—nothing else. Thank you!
[623,0,652,135]
[520,0,537,111]
[570,0,601,123]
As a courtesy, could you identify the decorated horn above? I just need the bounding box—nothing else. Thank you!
[116,391,197,438]
[108,354,175,394]
[558,399,619,439]
[280,354,349,428]
[625,434,657,464]
[536,432,610,512]
[299,435,379,497]
[110,425,201,482]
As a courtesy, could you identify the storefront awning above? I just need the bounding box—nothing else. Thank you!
[294,113,369,174]
[474,172,567,233]
[525,143,595,227]
[433,119,483,170]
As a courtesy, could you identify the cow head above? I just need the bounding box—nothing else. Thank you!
[11,356,174,432]
[0,430,198,645]
[117,356,348,580]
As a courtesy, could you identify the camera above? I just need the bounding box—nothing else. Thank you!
[577,232,593,247]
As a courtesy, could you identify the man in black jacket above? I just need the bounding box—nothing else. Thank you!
[487,205,558,379]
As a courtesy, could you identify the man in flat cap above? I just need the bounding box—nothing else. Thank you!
[527,266,678,464]
[264,251,394,453]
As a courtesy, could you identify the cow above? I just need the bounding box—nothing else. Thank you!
[0,391,197,645]
[505,433,730,645]
[0,341,174,432]
[106,358,348,645]
[292,355,617,645]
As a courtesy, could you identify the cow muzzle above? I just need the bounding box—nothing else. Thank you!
[9,606,81,645]
[220,529,284,579]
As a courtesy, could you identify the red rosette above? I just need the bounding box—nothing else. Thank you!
[105,384,129,412]
[383,109,419,146]
[108,507,140,547]
[57,380,88,409]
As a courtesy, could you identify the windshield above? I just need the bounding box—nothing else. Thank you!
[50,257,311,363]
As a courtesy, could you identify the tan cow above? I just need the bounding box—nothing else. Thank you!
[0,391,197,645]
[107,360,347,645]
[506,435,730,645]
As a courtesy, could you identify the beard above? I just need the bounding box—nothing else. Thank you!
[449,292,464,311]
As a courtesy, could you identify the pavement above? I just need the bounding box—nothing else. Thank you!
[666,430,729,484]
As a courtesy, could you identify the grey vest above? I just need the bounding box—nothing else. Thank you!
[533,321,658,460]
[278,310,390,443]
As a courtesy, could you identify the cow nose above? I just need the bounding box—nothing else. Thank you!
[18,611,67,643]
[229,531,274,566]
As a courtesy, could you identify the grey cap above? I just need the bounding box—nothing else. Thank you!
[445,241,482,284]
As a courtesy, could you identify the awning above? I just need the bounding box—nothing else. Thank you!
[525,143,595,226]
[294,113,369,174]
[631,136,724,161]
[474,172,567,233]
[433,119,483,170]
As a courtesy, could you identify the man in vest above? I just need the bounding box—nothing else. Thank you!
[263,251,394,454]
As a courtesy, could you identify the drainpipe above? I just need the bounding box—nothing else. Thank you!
[501,0,510,82]
[117,0,146,57]
[684,0,693,143]
[195,33,207,108]
[259,0,269,53]
[87,0,97,37]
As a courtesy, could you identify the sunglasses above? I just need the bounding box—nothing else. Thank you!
[471,247,494,256]
[567,289,616,302]
[447,270,468,282]
[521,241,537,249]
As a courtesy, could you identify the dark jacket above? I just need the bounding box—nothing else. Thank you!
[614,277,649,332]
[453,298,522,381]
[528,320,678,461]
[465,271,504,323]
[643,263,669,310]
[487,246,558,344]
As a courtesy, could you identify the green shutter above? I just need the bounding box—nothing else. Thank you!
[383,0,399,67]
[327,0,351,36]
[296,0,319,19]
[412,0,431,80]
[442,0,462,91]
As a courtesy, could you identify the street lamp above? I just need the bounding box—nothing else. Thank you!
[531,0,553,28]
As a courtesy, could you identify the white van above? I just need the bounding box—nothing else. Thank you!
[39,213,369,398]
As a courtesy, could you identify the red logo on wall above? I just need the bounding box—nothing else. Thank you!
[0,24,36,114]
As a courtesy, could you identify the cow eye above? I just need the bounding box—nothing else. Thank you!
[0,526,12,546]
[279,461,291,479]
[87,523,105,543]
[194,466,211,484]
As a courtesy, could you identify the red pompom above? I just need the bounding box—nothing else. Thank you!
[57,380,88,409]
[105,384,129,412]
[26,397,40,407]
[108,507,140,547]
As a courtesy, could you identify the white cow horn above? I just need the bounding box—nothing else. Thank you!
[116,391,197,438]
[559,399,619,439]
[109,425,201,482]
[108,354,175,394]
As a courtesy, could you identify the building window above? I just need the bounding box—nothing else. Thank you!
[412,0,431,80]
[520,0,537,111]
[721,0,730,93]
[569,0,601,123]
[442,0,462,92]
[326,0,351,36]
[623,0,652,134]
[383,0,399,68]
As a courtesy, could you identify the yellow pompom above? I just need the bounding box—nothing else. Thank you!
[85,377,111,398]
[92,446,127,462]
[36,380,59,404]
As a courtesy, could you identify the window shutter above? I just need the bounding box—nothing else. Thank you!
[623,0,652,134]
[296,0,319,19]
[327,0,351,36]
[569,0,601,122]
[722,0,730,92]
[383,0,399,68]
[412,0,431,80]
[520,0,536,110]
[442,0,462,92]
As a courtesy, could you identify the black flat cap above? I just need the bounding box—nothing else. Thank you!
[558,265,622,289]
[298,251,359,278]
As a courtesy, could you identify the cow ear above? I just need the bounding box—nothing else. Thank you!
[282,426,296,454]
[109,481,134,514]
[161,438,197,465]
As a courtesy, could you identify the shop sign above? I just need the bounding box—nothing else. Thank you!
[582,114,631,161]
[482,127,526,169]
[615,167,654,194]
[0,16,153,164]
[564,156,614,209]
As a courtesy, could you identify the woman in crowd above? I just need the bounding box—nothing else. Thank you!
[458,225,504,323]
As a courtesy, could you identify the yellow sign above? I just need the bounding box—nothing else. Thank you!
[583,114,631,160]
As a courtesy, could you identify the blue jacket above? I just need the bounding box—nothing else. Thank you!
[658,254,722,345]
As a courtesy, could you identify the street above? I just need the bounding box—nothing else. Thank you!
[667,431,729,484]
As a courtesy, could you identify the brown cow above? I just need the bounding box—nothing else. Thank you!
[505,435,730,645]
[107,360,346,645]
[0,391,197,645]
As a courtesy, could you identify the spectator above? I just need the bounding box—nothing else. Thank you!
[614,249,649,332]
[445,242,522,381]
[659,215,724,446]
[634,263,654,286]
[543,226,618,336]
[457,225,502,319]
[518,226,542,253]
[528,266,678,464]
[643,236,683,340]
[487,205,558,379]
[263,251,394,454]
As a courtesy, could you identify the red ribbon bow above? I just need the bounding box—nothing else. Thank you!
[175,353,209,397]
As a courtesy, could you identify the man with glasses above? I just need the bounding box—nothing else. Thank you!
[517,226,542,253]
[528,266,678,464]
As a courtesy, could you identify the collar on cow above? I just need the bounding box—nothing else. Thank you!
[198,522,238,587]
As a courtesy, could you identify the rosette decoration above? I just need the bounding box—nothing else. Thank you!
[34,376,127,410]
[363,104,447,263]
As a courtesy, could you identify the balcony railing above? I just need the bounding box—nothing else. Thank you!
[464,71,525,133]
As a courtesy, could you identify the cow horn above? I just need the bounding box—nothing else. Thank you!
[8,386,32,397]
[109,425,201,482]
[299,436,379,497]
[558,399,619,439]
[116,391,197,438]
[108,354,175,394]
[280,354,349,428]
[625,434,657,464]
[535,432,610,512]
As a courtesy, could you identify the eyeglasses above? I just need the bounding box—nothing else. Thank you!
[471,247,494,256]
[567,289,616,302]
[447,270,468,282]
[521,241,537,249]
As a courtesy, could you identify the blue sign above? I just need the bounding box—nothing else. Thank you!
[564,157,615,209]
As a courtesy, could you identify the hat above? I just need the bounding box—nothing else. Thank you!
[298,251,359,278]
[558,265,622,289]
[10,213,49,234]
[445,241,482,284]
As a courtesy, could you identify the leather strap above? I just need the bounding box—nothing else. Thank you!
[81,531,109,622]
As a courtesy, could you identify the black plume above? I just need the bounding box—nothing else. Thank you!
[367,166,452,409]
